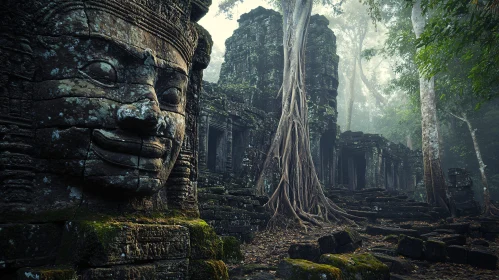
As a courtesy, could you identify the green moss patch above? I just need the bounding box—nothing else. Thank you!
[221,236,244,264]
[189,259,229,280]
[319,253,389,280]
[179,219,223,259]
[277,258,342,280]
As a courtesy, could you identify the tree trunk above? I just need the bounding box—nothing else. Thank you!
[345,54,357,131]
[411,0,450,211]
[450,112,499,216]
[406,134,413,150]
[256,0,363,228]
[358,55,387,106]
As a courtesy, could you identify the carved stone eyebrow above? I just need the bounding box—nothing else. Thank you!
[87,32,189,76]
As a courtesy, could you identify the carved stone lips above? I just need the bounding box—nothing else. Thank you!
[91,129,172,171]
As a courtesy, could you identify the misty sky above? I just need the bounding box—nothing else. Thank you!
[199,0,273,54]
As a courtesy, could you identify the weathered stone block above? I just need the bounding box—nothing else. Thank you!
[59,221,189,266]
[288,243,321,262]
[424,240,447,262]
[372,253,414,275]
[82,260,189,280]
[467,249,498,270]
[277,258,342,280]
[318,235,337,254]
[397,235,424,259]
[333,228,362,246]
[446,245,467,264]
[319,253,390,280]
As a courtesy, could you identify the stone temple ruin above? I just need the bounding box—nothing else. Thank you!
[1,3,494,280]
[196,7,436,241]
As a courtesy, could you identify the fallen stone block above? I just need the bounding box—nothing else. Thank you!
[446,245,467,264]
[318,235,337,254]
[277,258,342,280]
[423,240,446,262]
[372,253,414,275]
[467,249,498,270]
[333,228,362,246]
[288,242,321,262]
[319,253,390,280]
[397,235,424,259]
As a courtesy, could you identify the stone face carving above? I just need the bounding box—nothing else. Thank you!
[0,0,202,212]
[1,1,225,279]
[1,0,197,198]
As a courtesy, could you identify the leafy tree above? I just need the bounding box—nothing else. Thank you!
[416,0,499,102]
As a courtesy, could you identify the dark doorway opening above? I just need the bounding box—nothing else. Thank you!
[232,129,245,173]
[208,127,224,172]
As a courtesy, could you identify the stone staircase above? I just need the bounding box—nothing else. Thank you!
[198,173,270,242]
[326,188,449,222]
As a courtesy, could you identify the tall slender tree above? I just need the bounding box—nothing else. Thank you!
[411,0,449,210]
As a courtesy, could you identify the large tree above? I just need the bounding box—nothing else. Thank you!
[411,0,449,211]
[219,0,362,227]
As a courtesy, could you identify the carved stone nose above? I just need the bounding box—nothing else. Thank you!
[117,99,161,134]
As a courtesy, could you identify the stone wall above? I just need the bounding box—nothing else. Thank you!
[336,131,423,194]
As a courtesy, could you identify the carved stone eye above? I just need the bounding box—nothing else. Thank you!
[158,87,182,106]
[81,61,117,86]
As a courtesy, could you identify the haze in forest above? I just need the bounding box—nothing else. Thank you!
[199,0,499,206]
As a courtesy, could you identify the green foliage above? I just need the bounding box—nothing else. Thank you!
[416,0,499,102]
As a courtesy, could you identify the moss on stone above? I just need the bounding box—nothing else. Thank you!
[177,219,223,259]
[319,253,389,280]
[189,259,229,280]
[78,220,121,248]
[277,258,342,280]
[221,236,244,264]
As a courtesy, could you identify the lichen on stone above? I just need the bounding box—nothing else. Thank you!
[319,253,389,280]
[277,258,342,280]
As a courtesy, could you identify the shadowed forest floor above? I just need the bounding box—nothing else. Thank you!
[229,217,499,280]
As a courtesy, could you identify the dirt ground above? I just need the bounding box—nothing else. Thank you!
[232,218,499,280]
